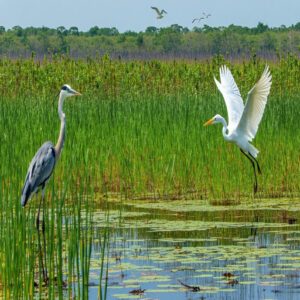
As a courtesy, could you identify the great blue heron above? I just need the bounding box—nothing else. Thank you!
[21,84,81,283]
[151,6,167,19]
[204,66,272,193]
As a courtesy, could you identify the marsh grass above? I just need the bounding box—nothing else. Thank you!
[64,92,300,198]
[0,55,300,297]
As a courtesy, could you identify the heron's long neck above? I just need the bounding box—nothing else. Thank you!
[55,93,66,159]
[219,117,229,139]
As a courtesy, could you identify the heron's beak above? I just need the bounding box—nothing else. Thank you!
[204,118,214,126]
[71,89,82,96]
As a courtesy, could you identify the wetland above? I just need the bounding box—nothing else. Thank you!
[1,57,300,299]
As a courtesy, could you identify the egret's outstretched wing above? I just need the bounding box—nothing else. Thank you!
[214,65,244,131]
[161,9,167,14]
[236,66,272,141]
[151,6,160,14]
[21,141,56,206]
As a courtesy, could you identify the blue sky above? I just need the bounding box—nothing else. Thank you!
[0,0,299,32]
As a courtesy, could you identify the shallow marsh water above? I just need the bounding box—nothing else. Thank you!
[87,196,300,300]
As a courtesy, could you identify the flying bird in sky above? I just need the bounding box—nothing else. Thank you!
[192,17,205,23]
[203,12,211,18]
[192,12,211,24]
[151,6,167,19]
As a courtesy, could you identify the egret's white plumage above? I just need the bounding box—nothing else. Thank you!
[237,66,272,142]
[213,66,244,133]
[204,65,272,192]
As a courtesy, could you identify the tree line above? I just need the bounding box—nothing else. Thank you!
[1,22,300,59]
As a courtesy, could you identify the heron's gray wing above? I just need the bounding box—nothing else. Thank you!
[21,141,56,206]
[161,9,167,14]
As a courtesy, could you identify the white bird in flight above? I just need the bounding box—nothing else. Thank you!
[151,6,167,19]
[193,12,211,23]
[204,65,272,193]
[192,17,205,24]
[203,12,211,18]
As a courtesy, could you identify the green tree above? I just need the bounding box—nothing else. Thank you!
[136,34,144,47]
[89,26,99,36]
[69,26,79,36]
[260,32,277,52]
[155,27,182,52]
[294,22,300,31]
[57,26,67,36]
[12,26,23,37]
[254,22,269,34]
[124,30,137,36]
[145,26,158,34]
[101,27,119,36]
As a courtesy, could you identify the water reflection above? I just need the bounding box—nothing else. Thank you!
[89,198,300,299]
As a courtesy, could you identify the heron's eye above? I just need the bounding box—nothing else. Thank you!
[61,86,68,91]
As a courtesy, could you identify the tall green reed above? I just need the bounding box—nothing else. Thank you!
[0,94,107,298]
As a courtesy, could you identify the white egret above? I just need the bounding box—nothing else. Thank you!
[204,65,272,193]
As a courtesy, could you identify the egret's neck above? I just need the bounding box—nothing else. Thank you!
[219,117,229,139]
[55,93,66,159]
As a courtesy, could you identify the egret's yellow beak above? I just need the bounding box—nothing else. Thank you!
[204,118,214,126]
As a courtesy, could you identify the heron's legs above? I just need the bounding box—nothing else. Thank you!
[36,194,42,229]
[41,188,48,283]
[249,153,262,175]
[36,189,48,284]
[36,193,47,284]
[240,149,258,193]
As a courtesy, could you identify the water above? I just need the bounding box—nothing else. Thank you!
[88,197,300,300]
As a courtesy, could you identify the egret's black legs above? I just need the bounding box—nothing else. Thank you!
[240,149,258,193]
[36,189,48,284]
[249,153,262,175]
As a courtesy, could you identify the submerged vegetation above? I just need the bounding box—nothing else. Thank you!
[0,54,300,297]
